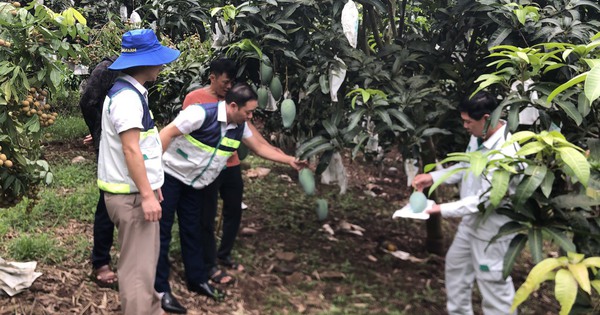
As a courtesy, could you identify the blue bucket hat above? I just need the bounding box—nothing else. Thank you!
[108,29,180,70]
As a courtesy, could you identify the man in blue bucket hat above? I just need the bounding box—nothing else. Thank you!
[97,29,179,315]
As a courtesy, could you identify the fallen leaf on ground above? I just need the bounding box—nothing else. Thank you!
[245,167,271,178]
[275,252,296,262]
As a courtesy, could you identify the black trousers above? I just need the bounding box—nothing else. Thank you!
[204,165,244,272]
[91,189,115,269]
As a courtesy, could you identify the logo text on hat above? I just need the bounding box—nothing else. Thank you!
[122,48,137,53]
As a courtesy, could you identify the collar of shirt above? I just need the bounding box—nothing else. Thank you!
[118,74,148,101]
[481,120,507,150]
[217,100,241,130]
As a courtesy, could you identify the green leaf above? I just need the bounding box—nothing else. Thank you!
[322,119,338,138]
[504,234,528,279]
[388,109,415,130]
[556,147,590,186]
[591,280,600,295]
[516,141,546,157]
[469,151,487,177]
[302,142,335,159]
[296,136,328,158]
[584,64,600,103]
[542,228,575,253]
[491,221,527,245]
[555,269,577,315]
[551,193,600,209]
[554,99,583,126]
[505,131,537,147]
[374,109,392,128]
[514,165,547,205]
[540,171,554,198]
[547,73,586,103]
[490,170,510,207]
[528,228,544,264]
[428,167,466,196]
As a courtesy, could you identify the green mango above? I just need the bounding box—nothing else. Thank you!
[270,76,282,100]
[260,63,273,85]
[257,87,268,108]
[280,99,296,128]
[298,168,315,195]
[409,191,428,213]
[316,198,328,221]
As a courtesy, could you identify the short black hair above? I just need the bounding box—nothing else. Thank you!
[458,91,498,120]
[225,82,257,108]
[210,58,236,79]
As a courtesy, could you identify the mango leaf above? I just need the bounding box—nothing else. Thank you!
[514,165,547,205]
[556,147,590,186]
[567,263,590,294]
[551,193,600,209]
[388,108,415,130]
[553,99,583,126]
[428,167,466,196]
[555,269,578,315]
[322,120,338,138]
[511,257,566,312]
[301,142,335,159]
[296,136,328,157]
[504,234,528,279]
[547,72,586,103]
[487,28,512,50]
[540,171,554,198]
[490,221,527,245]
[592,280,600,295]
[490,169,510,207]
[516,141,546,156]
[468,151,487,177]
[584,64,600,103]
[577,93,591,116]
[528,228,544,264]
[542,227,575,253]
[504,131,537,147]
[583,257,600,269]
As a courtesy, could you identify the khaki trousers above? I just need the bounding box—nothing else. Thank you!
[105,192,162,315]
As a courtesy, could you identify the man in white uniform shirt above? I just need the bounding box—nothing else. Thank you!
[412,91,519,315]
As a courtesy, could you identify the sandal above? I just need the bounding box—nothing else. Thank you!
[209,267,235,285]
[218,257,245,272]
[91,265,118,289]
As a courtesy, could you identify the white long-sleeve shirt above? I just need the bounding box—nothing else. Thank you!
[429,122,519,241]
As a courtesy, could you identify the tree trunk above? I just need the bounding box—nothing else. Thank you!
[422,138,445,256]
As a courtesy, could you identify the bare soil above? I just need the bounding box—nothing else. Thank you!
[0,140,558,315]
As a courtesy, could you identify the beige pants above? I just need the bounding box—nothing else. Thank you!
[105,192,162,315]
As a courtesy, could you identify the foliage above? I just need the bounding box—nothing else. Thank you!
[511,252,600,315]
[0,1,88,209]
[148,33,213,123]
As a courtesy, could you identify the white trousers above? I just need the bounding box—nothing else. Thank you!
[445,224,516,315]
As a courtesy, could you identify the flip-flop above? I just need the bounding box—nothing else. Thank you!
[218,257,245,272]
[91,265,118,289]
[209,267,235,285]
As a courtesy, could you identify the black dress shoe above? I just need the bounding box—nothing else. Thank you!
[188,282,224,301]
[161,292,187,314]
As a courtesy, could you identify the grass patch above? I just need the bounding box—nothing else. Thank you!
[44,114,89,141]
[8,233,65,264]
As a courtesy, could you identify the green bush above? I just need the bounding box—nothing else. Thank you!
[8,233,65,264]
[45,115,89,141]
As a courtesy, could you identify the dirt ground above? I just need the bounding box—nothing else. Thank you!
[0,140,559,315]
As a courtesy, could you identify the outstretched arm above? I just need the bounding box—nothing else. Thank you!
[242,135,307,170]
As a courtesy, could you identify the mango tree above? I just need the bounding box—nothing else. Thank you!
[0,1,88,209]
